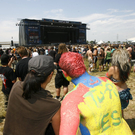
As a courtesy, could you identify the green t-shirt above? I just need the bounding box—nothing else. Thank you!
[106,51,112,60]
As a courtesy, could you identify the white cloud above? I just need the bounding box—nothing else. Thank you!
[42,9,65,20]
[128,37,135,41]
[122,10,133,13]
[107,9,119,13]
[0,20,18,41]
[69,13,113,24]
[107,9,133,14]
[0,8,135,43]
[128,13,135,16]
[85,10,135,42]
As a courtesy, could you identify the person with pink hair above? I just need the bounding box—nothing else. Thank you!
[59,52,132,135]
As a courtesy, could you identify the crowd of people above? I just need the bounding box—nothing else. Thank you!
[0,43,134,135]
[2,43,135,72]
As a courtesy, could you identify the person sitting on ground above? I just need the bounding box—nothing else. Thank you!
[0,54,16,103]
[106,49,132,118]
[3,55,61,135]
[59,51,132,135]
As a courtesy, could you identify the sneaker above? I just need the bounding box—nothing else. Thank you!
[54,97,60,101]
[88,71,91,73]
[91,69,94,72]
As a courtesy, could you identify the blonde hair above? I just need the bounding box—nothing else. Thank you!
[33,49,37,52]
[11,50,14,53]
[112,49,130,82]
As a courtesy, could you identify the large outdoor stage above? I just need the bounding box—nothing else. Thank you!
[18,18,89,46]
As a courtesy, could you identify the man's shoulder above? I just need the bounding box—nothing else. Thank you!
[17,57,31,65]
[33,89,61,107]
[87,50,92,53]
[50,50,56,54]
[0,66,13,71]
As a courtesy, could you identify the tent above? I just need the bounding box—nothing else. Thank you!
[128,37,135,42]
[97,40,104,44]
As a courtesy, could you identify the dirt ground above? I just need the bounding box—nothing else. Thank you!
[0,70,135,134]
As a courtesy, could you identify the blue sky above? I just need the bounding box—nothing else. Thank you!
[0,0,135,42]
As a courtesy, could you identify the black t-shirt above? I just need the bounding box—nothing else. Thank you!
[0,66,16,95]
[15,57,31,81]
[54,54,61,71]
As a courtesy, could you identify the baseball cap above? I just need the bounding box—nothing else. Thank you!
[93,46,97,48]
[1,54,10,65]
[28,55,55,76]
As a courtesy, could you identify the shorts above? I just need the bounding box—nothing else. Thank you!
[55,72,70,88]
[88,57,93,67]
[106,59,111,65]
[103,58,106,65]
[98,59,104,66]
[93,56,97,63]
[119,88,132,110]
[83,53,87,59]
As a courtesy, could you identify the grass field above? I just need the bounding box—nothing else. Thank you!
[0,60,135,134]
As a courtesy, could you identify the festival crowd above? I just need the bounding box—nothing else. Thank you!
[0,43,134,135]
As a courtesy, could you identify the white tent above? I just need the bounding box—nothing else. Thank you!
[128,37,135,42]
[97,40,104,44]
